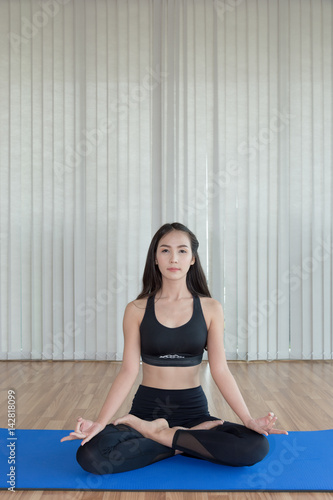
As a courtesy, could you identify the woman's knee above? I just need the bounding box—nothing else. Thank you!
[76,442,115,475]
[215,422,270,466]
[244,434,270,466]
[75,424,130,474]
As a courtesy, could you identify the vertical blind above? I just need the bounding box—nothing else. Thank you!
[0,0,332,361]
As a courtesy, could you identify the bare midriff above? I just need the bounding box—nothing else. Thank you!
[141,362,201,390]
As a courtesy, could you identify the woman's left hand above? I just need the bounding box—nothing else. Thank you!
[245,412,288,436]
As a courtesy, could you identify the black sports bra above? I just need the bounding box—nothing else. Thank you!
[140,295,208,367]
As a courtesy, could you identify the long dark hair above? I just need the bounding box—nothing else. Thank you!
[136,222,211,299]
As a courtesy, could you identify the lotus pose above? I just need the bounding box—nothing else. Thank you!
[62,222,287,474]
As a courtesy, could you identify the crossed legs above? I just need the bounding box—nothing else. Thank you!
[77,415,269,474]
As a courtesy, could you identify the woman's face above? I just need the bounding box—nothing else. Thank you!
[155,230,195,282]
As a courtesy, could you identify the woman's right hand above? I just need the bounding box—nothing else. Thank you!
[61,417,105,446]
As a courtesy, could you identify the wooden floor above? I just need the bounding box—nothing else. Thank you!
[1,360,333,500]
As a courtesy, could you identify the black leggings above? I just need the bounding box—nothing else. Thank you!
[76,385,269,475]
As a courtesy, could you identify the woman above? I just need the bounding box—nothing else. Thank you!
[61,222,287,475]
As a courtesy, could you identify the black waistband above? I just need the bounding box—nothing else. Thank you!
[141,353,203,367]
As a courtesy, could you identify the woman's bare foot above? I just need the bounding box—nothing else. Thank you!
[189,420,224,430]
[112,414,170,439]
[113,414,224,450]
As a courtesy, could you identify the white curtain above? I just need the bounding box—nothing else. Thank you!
[0,0,332,361]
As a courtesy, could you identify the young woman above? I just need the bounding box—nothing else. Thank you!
[61,222,287,474]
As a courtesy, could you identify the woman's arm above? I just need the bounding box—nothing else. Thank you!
[206,299,287,435]
[206,300,252,424]
[61,301,142,445]
[95,302,141,426]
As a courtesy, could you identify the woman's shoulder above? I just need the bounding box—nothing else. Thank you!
[123,297,149,328]
[125,297,150,316]
[131,297,150,309]
[199,296,222,307]
[198,296,224,316]
[198,297,224,331]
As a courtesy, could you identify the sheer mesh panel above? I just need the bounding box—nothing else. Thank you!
[172,430,215,459]
[172,424,270,467]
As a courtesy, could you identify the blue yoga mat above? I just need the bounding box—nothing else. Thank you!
[0,428,332,491]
